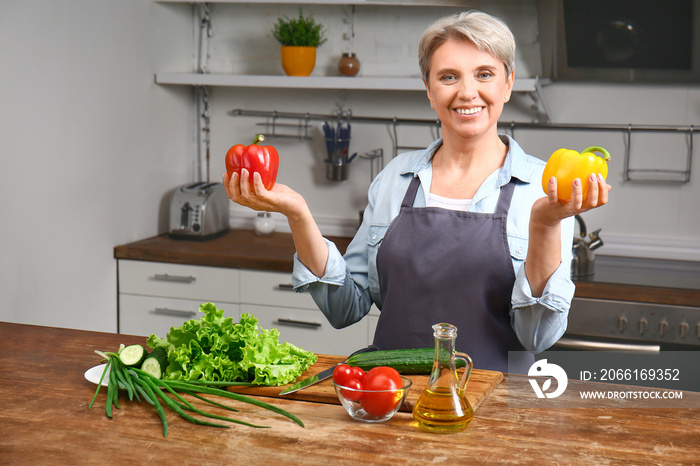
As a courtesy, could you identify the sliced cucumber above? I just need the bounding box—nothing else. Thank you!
[141,347,168,379]
[119,344,147,367]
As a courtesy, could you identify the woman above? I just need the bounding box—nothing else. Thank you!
[224,11,610,373]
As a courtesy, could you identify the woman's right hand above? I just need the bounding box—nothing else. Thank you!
[223,169,307,220]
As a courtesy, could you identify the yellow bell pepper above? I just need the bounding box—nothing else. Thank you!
[542,146,611,201]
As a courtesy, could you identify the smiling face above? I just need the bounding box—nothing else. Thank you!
[425,38,514,144]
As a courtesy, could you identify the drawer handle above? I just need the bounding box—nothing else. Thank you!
[152,274,196,283]
[152,307,198,318]
[275,283,295,291]
[275,318,321,329]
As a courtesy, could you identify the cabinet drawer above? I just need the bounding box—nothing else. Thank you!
[242,304,369,356]
[118,260,239,302]
[119,294,239,337]
[240,270,316,309]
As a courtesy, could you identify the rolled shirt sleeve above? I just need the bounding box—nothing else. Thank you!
[511,258,575,353]
[292,238,374,329]
[292,238,346,290]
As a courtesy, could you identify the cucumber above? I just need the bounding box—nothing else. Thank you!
[140,347,168,379]
[346,348,467,375]
[118,344,147,367]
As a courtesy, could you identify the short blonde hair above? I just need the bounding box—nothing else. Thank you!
[418,10,515,83]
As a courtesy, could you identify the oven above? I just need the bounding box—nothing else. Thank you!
[538,256,700,391]
[558,298,700,353]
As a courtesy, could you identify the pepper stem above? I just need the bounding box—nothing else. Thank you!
[582,146,611,161]
[252,134,265,145]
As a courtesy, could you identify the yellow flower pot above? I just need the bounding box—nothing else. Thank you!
[280,46,317,77]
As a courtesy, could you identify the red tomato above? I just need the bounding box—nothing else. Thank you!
[349,366,365,383]
[360,367,403,417]
[340,378,364,402]
[225,134,279,191]
[332,364,355,386]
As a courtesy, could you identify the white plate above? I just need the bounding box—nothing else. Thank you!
[84,363,110,387]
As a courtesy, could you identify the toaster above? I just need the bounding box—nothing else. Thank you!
[169,182,229,240]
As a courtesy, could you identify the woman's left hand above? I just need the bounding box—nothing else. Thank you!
[532,173,611,226]
[525,173,610,295]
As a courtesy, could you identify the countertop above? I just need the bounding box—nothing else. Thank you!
[114,229,352,273]
[115,229,700,306]
[2,322,699,464]
[573,255,700,307]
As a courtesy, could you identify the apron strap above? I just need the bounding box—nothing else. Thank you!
[401,174,517,212]
[401,176,421,208]
[495,179,516,214]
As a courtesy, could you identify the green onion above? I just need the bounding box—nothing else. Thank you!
[89,349,305,437]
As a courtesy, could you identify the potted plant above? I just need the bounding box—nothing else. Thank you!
[272,9,327,77]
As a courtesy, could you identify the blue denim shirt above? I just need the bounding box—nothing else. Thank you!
[293,135,575,353]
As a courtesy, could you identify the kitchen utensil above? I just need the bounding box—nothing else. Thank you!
[169,182,229,240]
[571,215,604,278]
[333,376,412,422]
[322,120,355,181]
[412,323,474,433]
[279,345,377,395]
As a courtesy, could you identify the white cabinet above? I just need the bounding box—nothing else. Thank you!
[242,304,373,355]
[119,295,240,340]
[117,260,379,354]
[117,260,240,337]
[240,269,315,310]
[239,269,379,355]
[118,260,240,302]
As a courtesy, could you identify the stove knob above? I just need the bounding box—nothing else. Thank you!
[679,321,690,339]
[658,319,669,337]
[638,317,648,335]
[617,315,628,333]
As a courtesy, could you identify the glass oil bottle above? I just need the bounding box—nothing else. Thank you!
[412,323,474,433]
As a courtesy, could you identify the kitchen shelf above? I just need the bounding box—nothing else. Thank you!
[155,73,543,93]
[156,73,550,121]
[156,73,424,91]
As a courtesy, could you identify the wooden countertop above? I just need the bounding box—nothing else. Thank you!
[2,322,699,464]
[115,230,700,305]
[114,229,352,273]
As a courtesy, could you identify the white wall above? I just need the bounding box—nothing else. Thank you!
[0,0,193,331]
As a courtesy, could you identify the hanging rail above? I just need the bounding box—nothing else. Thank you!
[229,109,440,127]
[506,122,694,184]
[229,109,694,184]
[230,109,441,159]
[231,108,694,134]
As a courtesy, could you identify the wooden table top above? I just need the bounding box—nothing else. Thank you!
[2,322,699,464]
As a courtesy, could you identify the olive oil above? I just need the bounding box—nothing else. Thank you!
[411,323,475,434]
[413,386,473,433]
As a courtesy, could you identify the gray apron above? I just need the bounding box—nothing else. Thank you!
[374,175,532,373]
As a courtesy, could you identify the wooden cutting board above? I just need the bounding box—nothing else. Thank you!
[228,355,503,412]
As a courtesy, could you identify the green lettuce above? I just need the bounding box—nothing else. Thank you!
[147,302,317,386]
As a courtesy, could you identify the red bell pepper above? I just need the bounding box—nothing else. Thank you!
[225,134,279,190]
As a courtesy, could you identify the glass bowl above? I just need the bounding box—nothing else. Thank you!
[333,376,413,423]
